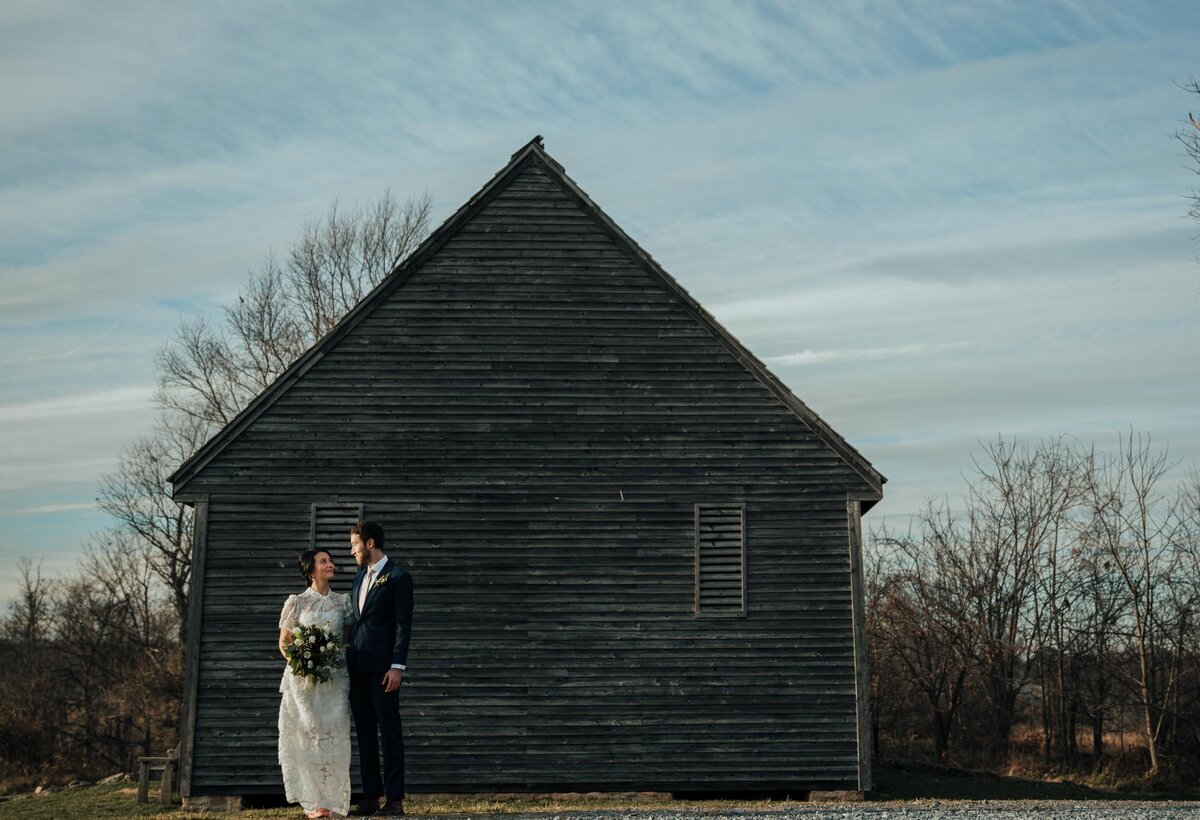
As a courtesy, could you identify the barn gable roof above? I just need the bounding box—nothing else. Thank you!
[170,137,884,503]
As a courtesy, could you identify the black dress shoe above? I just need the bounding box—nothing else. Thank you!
[376,800,405,816]
[353,798,380,816]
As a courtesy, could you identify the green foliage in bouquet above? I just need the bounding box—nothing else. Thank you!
[284,621,346,686]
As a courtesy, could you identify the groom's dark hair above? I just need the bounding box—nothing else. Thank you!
[352,520,386,551]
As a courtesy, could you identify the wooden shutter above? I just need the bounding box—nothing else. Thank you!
[310,502,363,552]
[695,503,745,616]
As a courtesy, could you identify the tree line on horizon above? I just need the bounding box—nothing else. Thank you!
[867,434,1200,783]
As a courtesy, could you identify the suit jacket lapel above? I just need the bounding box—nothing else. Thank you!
[353,569,365,617]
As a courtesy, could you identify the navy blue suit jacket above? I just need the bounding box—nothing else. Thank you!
[348,559,414,674]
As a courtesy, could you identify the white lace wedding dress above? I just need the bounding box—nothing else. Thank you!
[278,588,353,817]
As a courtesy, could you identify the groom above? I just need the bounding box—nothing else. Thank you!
[348,520,414,817]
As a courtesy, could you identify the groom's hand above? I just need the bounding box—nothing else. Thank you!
[382,668,403,693]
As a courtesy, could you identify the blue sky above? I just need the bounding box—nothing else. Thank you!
[3,1,1199,602]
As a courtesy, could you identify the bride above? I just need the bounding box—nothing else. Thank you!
[278,548,353,819]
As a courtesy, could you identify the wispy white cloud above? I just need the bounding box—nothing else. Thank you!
[0,386,156,493]
[0,386,153,424]
[13,502,96,515]
[765,341,976,366]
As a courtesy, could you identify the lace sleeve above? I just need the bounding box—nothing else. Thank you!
[278,594,299,630]
[341,592,354,626]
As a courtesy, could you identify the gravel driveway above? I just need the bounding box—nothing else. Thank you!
[476,803,1200,820]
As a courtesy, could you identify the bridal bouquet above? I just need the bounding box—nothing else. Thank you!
[284,622,345,686]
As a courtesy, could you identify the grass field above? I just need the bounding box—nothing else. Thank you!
[3,766,1197,820]
[0,785,807,819]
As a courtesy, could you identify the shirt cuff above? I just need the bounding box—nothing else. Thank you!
[391,664,406,671]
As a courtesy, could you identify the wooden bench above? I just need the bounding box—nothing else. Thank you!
[137,746,179,804]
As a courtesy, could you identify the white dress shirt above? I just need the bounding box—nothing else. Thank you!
[359,555,405,672]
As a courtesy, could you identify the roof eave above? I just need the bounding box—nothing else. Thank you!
[525,145,887,497]
[169,140,551,495]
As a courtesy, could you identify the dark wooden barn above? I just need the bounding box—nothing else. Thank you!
[170,137,885,805]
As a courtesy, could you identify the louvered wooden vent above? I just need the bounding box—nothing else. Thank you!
[310,502,364,552]
[695,503,745,616]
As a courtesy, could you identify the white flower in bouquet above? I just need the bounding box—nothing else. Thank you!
[284,621,346,687]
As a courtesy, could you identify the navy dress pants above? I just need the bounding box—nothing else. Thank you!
[349,667,405,803]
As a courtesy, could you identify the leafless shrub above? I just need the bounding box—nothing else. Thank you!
[868,434,1200,782]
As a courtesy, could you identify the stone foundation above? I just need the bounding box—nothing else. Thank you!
[808,789,866,802]
[181,794,244,811]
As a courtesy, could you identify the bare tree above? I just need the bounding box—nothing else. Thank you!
[865,434,1200,780]
[0,537,185,781]
[83,531,182,768]
[1180,78,1200,267]
[874,514,977,761]
[1070,511,1128,770]
[1177,480,1200,778]
[1021,440,1088,764]
[956,437,1081,756]
[158,190,431,426]
[105,188,431,644]
[96,413,210,641]
[1081,432,1185,778]
[1,560,59,771]
[7,558,51,644]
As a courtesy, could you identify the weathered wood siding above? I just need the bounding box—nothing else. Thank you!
[181,156,871,794]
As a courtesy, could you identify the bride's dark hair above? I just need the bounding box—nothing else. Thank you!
[297,548,331,586]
